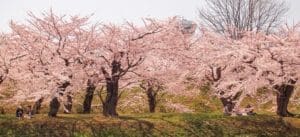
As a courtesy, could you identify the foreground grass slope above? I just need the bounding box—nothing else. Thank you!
[0,113,300,137]
[1,86,300,137]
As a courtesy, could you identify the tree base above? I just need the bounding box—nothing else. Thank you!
[48,97,60,117]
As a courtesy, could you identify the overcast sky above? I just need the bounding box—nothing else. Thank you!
[1,0,300,32]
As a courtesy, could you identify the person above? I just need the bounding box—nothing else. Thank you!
[16,106,24,119]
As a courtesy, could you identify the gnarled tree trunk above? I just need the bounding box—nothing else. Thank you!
[63,94,72,113]
[220,97,236,115]
[0,107,5,114]
[48,97,60,117]
[140,79,163,113]
[101,60,120,117]
[219,91,242,115]
[274,79,296,117]
[147,88,157,113]
[48,81,70,117]
[102,79,119,117]
[32,97,44,115]
[83,79,96,113]
[99,52,143,117]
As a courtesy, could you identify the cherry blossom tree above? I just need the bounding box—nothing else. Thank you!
[81,65,103,113]
[136,52,185,113]
[185,26,300,116]
[9,10,94,117]
[92,17,194,116]
[129,17,197,113]
[139,78,164,113]
[93,22,162,117]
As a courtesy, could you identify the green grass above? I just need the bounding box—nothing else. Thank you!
[0,113,300,137]
[1,85,300,136]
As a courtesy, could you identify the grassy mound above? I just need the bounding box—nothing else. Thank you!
[0,113,300,137]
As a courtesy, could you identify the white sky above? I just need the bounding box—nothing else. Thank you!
[0,0,299,32]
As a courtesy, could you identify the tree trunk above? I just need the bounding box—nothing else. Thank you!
[219,91,242,115]
[32,97,44,115]
[220,97,236,115]
[275,83,295,117]
[48,81,70,117]
[0,107,5,114]
[48,97,60,117]
[101,60,121,117]
[147,88,156,113]
[102,78,119,117]
[83,79,96,113]
[63,94,72,113]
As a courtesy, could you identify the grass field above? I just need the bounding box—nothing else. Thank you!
[1,86,300,137]
[0,113,300,137]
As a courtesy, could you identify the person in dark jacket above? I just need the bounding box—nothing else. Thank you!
[16,106,24,119]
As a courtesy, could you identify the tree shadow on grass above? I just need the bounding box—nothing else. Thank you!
[0,120,73,137]
[179,114,300,137]
[118,115,168,137]
[2,113,300,137]
[119,114,220,137]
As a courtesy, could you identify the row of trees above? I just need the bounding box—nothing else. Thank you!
[188,27,300,116]
[0,10,194,117]
[0,7,299,117]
